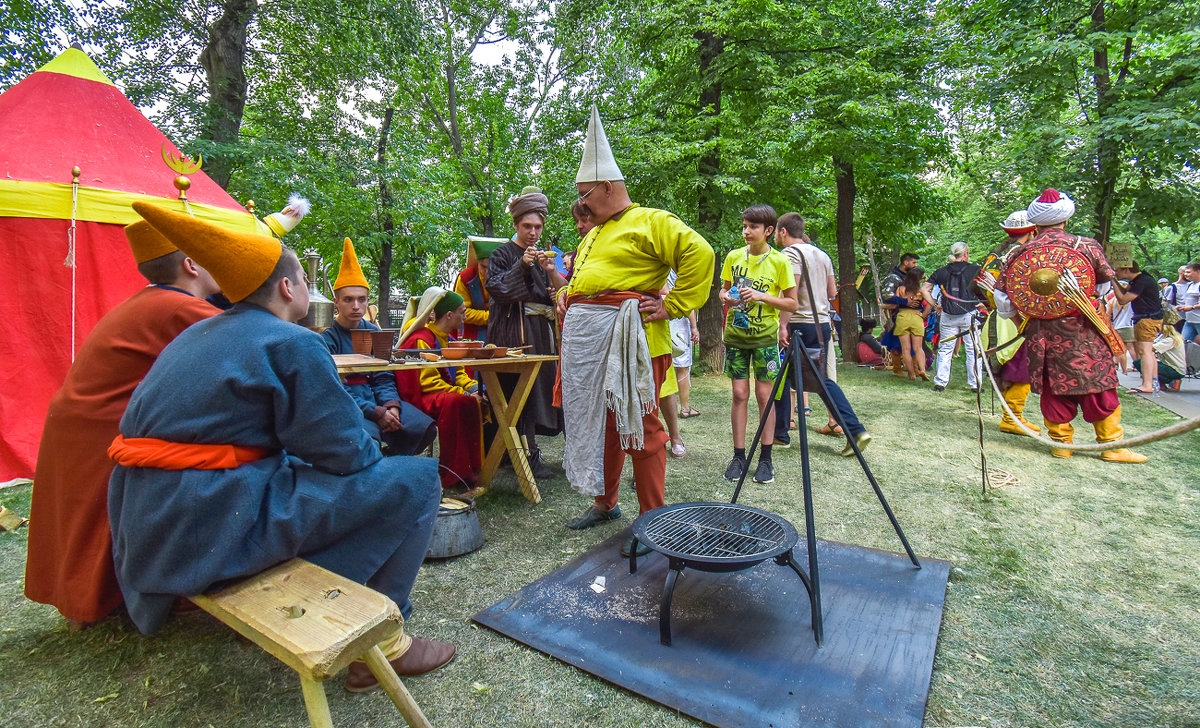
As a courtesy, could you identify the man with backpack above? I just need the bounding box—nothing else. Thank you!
[922,242,986,392]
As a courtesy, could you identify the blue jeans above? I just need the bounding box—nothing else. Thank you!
[773,322,865,442]
[1183,321,1200,343]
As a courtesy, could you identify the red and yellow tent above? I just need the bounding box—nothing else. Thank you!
[0,48,263,480]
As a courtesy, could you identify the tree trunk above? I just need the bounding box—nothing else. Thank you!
[695,30,726,372]
[376,107,395,323]
[198,0,257,188]
[1091,0,1118,247]
[833,157,860,362]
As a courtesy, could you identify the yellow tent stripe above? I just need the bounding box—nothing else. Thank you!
[33,48,116,86]
[0,179,270,235]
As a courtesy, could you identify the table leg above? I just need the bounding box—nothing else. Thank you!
[478,363,543,503]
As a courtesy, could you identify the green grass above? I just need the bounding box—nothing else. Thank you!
[2,360,1198,727]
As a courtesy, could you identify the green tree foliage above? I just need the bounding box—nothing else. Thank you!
[2,0,1195,322]
[941,0,1200,259]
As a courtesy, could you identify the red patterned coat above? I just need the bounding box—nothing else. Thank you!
[995,229,1118,396]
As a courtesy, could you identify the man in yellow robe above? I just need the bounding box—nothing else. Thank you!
[557,106,714,557]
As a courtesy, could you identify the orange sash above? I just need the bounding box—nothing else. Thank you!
[108,435,271,470]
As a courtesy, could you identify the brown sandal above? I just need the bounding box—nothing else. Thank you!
[815,424,843,437]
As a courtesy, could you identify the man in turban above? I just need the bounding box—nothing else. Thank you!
[975,210,1041,435]
[25,220,221,627]
[994,189,1146,462]
[321,238,436,456]
[108,203,454,690]
[485,186,565,480]
[557,106,714,557]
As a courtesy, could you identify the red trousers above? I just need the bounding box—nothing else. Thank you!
[420,391,482,487]
[594,354,672,515]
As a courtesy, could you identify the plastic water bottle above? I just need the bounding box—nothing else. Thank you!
[1152,376,1161,397]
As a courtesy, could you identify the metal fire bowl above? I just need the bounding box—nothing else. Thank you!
[631,502,799,574]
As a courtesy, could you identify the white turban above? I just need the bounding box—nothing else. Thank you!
[1026,189,1076,226]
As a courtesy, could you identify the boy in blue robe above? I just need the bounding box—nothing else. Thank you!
[109,202,455,691]
[320,238,435,456]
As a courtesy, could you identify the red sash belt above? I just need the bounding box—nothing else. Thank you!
[108,435,272,470]
[564,290,655,310]
[343,373,370,385]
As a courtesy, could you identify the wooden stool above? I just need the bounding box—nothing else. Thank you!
[192,558,432,728]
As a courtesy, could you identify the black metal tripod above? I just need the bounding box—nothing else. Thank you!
[729,331,922,644]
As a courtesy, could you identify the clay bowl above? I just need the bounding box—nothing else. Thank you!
[441,347,478,360]
[445,340,483,349]
[349,329,373,355]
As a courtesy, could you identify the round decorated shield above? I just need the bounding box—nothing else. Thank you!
[1004,244,1096,319]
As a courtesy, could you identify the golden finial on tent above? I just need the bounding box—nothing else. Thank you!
[160,143,202,202]
[71,166,81,183]
[246,199,256,213]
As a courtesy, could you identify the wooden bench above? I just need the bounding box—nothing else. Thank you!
[192,558,432,728]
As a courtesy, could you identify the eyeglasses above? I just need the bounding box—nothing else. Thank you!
[576,182,604,206]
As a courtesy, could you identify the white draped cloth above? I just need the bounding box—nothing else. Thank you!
[560,299,655,497]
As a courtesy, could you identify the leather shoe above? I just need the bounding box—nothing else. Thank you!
[344,637,456,693]
[620,537,651,558]
[529,454,556,480]
[566,504,621,530]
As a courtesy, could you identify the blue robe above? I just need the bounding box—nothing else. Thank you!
[321,319,436,456]
[109,304,440,634]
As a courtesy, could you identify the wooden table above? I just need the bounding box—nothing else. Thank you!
[334,354,557,504]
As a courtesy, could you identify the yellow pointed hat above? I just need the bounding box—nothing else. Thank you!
[333,237,370,291]
[124,220,177,264]
[131,201,282,302]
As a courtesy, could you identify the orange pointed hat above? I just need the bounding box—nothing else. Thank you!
[131,201,282,302]
[333,237,370,291]
[124,220,177,264]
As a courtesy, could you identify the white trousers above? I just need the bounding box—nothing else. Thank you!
[935,312,980,388]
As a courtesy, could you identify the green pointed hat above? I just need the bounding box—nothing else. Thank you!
[467,235,507,267]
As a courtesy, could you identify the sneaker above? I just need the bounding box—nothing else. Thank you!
[724,455,749,481]
[565,504,622,530]
[753,459,775,484]
[932,385,945,392]
[772,437,791,448]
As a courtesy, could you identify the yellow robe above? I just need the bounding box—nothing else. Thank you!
[454,270,489,331]
[566,204,714,358]
[411,324,476,394]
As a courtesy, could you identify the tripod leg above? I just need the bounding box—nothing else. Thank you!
[791,337,824,646]
[799,337,922,569]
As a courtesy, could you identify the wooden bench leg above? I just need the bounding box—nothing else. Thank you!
[299,675,335,728]
[364,645,433,728]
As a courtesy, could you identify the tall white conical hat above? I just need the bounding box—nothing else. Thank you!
[575,105,624,184]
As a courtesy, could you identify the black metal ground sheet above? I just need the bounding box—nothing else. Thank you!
[473,527,950,728]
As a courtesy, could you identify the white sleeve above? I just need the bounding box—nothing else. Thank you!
[993,289,1017,319]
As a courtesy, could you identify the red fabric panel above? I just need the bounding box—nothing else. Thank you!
[0,218,145,479]
[0,70,242,208]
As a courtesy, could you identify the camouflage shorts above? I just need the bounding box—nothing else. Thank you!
[724,345,781,381]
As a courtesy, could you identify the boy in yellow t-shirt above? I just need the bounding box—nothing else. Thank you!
[719,204,798,485]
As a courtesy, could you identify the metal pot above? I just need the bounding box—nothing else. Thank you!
[299,252,335,331]
[425,496,484,560]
